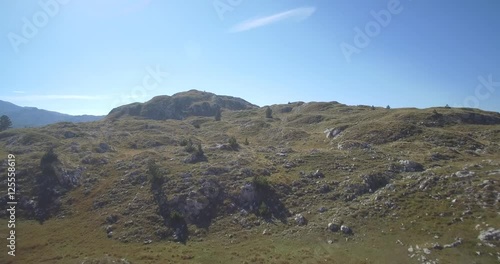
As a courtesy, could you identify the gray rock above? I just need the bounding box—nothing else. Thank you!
[96,143,112,153]
[327,222,340,232]
[106,214,119,224]
[478,228,500,243]
[324,126,347,139]
[294,214,307,226]
[398,160,424,172]
[443,238,462,248]
[312,169,324,178]
[340,225,353,235]
[318,207,327,213]
[318,184,330,193]
[452,170,475,178]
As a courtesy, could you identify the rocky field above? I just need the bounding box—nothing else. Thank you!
[0,90,499,263]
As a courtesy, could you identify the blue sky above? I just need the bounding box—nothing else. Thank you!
[1,0,499,115]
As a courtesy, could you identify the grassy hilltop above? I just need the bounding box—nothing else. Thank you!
[0,90,499,264]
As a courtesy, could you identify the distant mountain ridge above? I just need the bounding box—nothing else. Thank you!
[108,89,258,120]
[0,100,104,128]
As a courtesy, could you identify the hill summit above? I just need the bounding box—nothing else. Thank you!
[108,89,258,120]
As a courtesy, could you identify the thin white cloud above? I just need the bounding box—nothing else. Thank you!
[229,6,316,33]
[13,90,26,94]
[1,95,107,101]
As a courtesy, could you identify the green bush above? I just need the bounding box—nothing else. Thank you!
[258,202,270,217]
[228,136,239,150]
[148,160,164,187]
[252,176,270,191]
[179,138,189,146]
[170,210,184,222]
[215,107,222,121]
[184,139,195,152]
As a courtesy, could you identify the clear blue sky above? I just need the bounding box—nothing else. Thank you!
[1,0,499,115]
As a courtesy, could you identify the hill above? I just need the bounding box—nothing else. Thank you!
[0,100,104,128]
[0,93,499,263]
[107,89,258,120]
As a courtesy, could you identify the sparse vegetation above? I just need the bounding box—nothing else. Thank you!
[1,93,500,263]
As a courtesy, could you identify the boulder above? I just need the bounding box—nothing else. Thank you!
[340,225,353,235]
[398,160,424,172]
[327,222,340,232]
[294,214,307,226]
[478,228,500,243]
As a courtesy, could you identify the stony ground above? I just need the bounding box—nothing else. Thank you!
[0,101,499,263]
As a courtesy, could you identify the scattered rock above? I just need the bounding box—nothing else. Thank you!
[478,228,500,246]
[324,126,347,139]
[95,143,112,153]
[106,214,119,224]
[318,184,330,194]
[341,225,353,235]
[398,160,424,172]
[318,207,327,213]
[328,222,340,232]
[312,169,324,178]
[443,238,463,248]
[452,170,476,178]
[294,214,307,226]
[432,243,443,250]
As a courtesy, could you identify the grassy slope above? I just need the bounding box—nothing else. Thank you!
[0,103,499,263]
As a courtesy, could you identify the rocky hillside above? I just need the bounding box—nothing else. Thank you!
[107,90,258,120]
[0,95,499,264]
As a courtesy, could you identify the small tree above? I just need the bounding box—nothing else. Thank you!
[36,148,60,222]
[147,159,164,188]
[195,143,204,157]
[214,107,222,121]
[371,105,376,110]
[228,136,239,150]
[0,115,12,131]
[444,104,451,109]
[265,106,273,118]
[184,138,195,153]
[386,105,391,110]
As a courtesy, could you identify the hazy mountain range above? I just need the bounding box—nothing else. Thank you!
[0,100,104,128]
